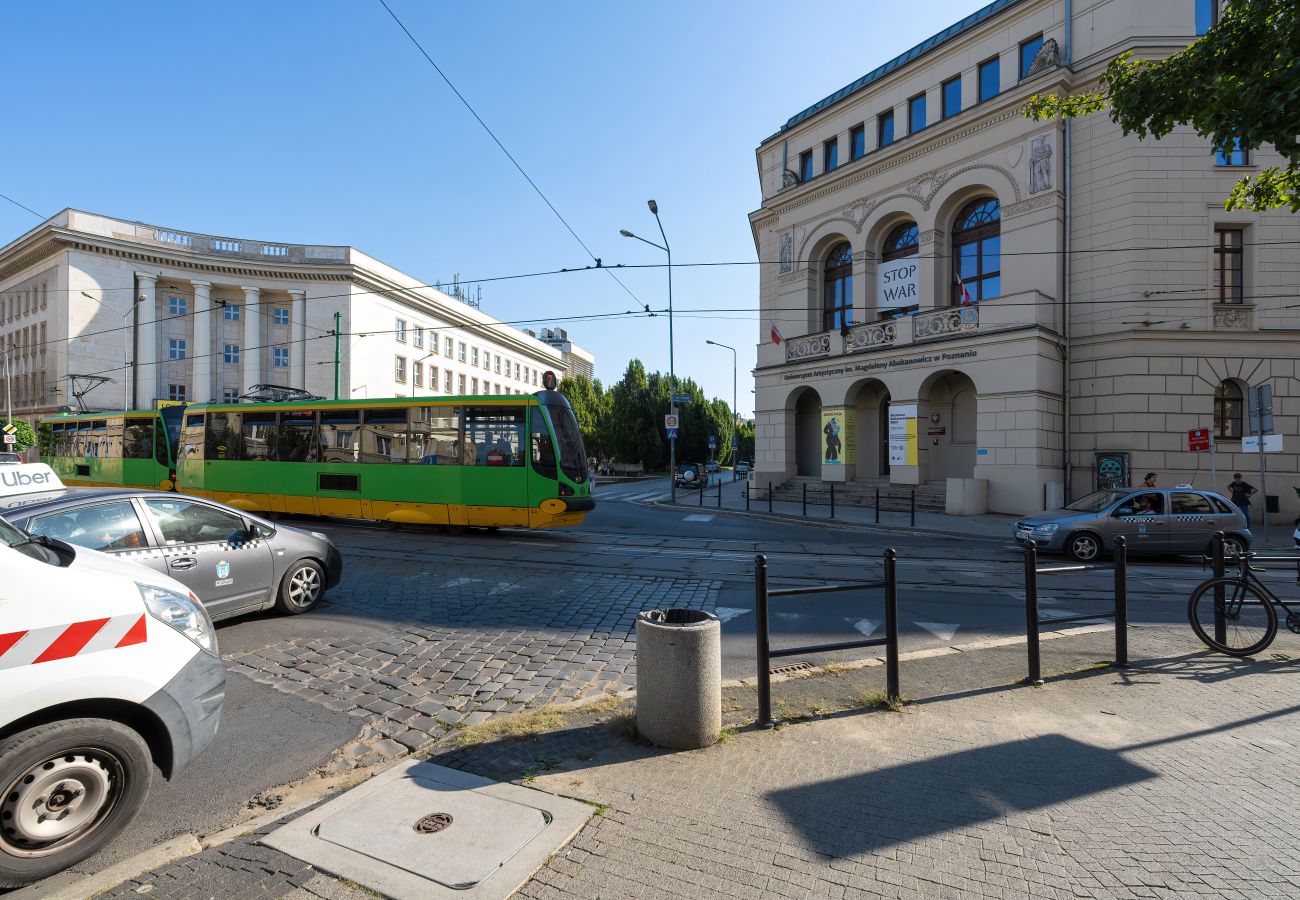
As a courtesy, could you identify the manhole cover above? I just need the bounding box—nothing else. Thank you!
[414,813,453,834]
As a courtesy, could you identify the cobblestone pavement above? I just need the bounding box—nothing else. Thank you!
[226,551,719,768]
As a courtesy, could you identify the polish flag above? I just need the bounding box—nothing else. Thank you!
[770,321,783,345]
[954,273,976,306]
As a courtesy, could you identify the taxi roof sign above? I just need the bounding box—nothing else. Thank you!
[0,463,65,497]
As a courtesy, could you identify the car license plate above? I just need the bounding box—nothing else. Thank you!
[1015,528,1030,540]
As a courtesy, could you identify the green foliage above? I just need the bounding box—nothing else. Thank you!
[1023,0,1300,212]
[1,419,37,452]
[557,375,609,461]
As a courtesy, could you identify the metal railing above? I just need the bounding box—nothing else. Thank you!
[748,482,915,525]
[1023,537,1129,685]
[754,550,900,727]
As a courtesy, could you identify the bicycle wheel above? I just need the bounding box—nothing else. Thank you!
[1187,577,1278,656]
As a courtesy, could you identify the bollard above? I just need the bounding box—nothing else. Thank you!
[745,484,750,511]
[1113,536,1128,667]
[699,481,704,507]
[755,554,772,728]
[830,482,835,519]
[910,489,916,528]
[768,481,773,514]
[717,478,722,509]
[802,482,808,516]
[875,487,880,524]
[1212,531,1226,645]
[884,548,900,702]
[1024,540,1042,684]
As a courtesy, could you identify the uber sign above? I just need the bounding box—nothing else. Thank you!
[877,257,919,311]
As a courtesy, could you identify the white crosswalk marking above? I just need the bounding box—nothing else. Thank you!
[916,622,960,641]
[713,607,751,623]
[847,618,878,637]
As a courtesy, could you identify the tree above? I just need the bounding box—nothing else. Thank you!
[1024,0,1300,211]
[1,418,37,453]
[557,375,609,462]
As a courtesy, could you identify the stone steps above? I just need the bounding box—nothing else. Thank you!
[767,477,947,512]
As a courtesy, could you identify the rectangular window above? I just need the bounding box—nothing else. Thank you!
[942,76,961,119]
[444,336,453,357]
[471,347,479,367]
[532,370,538,386]
[908,93,927,134]
[223,344,240,365]
[273,347,289,368]
[273,308,289,325]
[320,409,361,463]
[464,406,526,467]
[978,57,1000,103]
[445,370,453,393]
[1020,34,1044,79]
[168,384,187,402]
[798,150,813,182]
[878,110,895,148]
[823,138,838,173]
[412,361,423,388]
[168,338,187,360]
[222,388,238,403]
[483,353,490,371]
[395,318,407,342]
[395,355,407,382]
[275,409,320,462]
[1215,135,1248,166]
[409,406,461,464]
[1213,228,1244,304]
[494,354,501,374]
[514,362,521,380]
[458,374,466,394]
[850,124,865,160]
[523,366,530,383]
[169,296,186,316]
[224,303,240,321]
[458,342,466,362]
[1195,0,1218,35]
[413,326,423,348]
[429,366,439,391]
[471,377,479,394]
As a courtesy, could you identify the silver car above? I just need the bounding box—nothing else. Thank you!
[1014,487,1251,562]
[2,488,343,620]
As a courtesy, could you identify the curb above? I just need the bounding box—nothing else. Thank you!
[9,834,203,900]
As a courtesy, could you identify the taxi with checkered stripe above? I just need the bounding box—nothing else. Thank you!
[0,465,224,887]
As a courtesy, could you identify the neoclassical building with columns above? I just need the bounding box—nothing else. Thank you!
[750,0,1300,521]
[0,209,566,420]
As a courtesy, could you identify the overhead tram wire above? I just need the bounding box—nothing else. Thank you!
[0,191,46,220]
[374,0,647,315]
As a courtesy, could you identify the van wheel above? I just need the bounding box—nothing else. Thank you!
[1066,532,1103,562]
[275,559,325,615]
[0,719,151,888]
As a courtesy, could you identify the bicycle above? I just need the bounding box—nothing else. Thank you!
[1187,549,1300,656]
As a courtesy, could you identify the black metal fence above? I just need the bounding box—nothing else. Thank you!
[1022,537,1129,684]
[745,482,916,526]
[754,550,900,728]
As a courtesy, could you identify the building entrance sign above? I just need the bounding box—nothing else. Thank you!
[887,403,917,466]
[821,407,854,465]
[876,257,920,311]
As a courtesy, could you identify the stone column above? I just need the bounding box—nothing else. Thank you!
[919,228,945,311]
[289,289,307,390]
[135,272,158,407]
[191,281,213,403]
[241,286,261,392]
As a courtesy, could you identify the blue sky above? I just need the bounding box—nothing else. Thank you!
[2,0,987,417]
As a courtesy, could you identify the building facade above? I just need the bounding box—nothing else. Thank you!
[750,0,1300,523]
[0,210,566,421]
[533,327,596,381]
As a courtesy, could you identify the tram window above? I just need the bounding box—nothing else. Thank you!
[240,412,277,461]
[124,418,154,459]
[181,415,205,461]
[205,412,240,460]
[276,410,320,462]
[153,419,171,467]
[361,408,409,464]
[321,410,361,463]
[409,406,461,464]
[463,406,525,467]
[529,407,557,479]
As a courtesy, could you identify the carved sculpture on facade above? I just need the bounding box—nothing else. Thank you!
[1029,135,1053,194]
[1025,38,1060,77]
[779,232,794,273]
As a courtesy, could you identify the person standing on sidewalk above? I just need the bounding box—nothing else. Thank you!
[1227,473,1257,528]
[1142,472,1158,488]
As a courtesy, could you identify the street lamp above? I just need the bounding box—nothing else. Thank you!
[705,339,737,471]
[620,199,677,501]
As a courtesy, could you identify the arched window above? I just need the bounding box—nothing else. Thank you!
[822,242,853,332]
[1214,381,1244,439]
[882,222,919,261]
[952,197,1000,305]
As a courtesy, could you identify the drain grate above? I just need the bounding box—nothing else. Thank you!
[413,813,453,834]
[769,662,814,676]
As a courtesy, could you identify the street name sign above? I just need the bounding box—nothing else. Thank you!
[1242,434,1282,453]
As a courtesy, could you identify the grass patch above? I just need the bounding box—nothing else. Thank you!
[717,726,737,743]
[849,690,905,713]
[605,711,639,742]
[449,706,566,747]
[337,877,385,898]
[520,770,539,785]
[579,799,613,815]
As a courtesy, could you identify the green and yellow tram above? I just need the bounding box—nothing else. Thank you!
[40,407,185,490]
[175,387,593,529]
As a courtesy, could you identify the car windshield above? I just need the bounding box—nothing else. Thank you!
[1064,490,1129,513]
[0,516,30,547]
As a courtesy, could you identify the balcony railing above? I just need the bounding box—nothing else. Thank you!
[784,331,832,362]
[913,305,978,341]
[844,320,897,353]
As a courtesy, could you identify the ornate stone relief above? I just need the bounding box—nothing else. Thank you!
[844,321,896,353]
[778,232,794,273]
[1026,38,1060,77]
[1004,144,1024,168]
[785,332,832,362]
[1213,308,1250,329]
[1029,135,1054,193]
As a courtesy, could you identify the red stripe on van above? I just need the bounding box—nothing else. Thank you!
[0,630,27,658]
[115,615,148,648]
[33,618,109,664]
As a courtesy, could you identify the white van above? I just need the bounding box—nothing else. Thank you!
[0,465,224,887]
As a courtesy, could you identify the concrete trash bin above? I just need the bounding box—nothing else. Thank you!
[635,609,722,750]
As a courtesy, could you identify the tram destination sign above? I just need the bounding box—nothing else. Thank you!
[780,349,978,382]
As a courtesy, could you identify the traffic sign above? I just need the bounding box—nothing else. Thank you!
[708,435,716,449]
[665,427,678,440]
[2,434,14,445]
[1188,428,1211,452]
[664,414,679,430]
[1243,434,1283,453]
[731,435,738,449]
[1,423,15,435]
[672,394,691,405]
[1248,383,1274,435]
